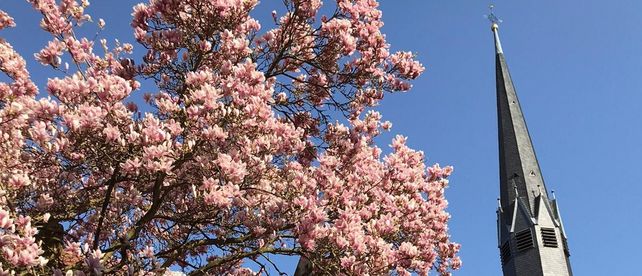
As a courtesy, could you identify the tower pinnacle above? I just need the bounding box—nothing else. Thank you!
[491,7,573,275]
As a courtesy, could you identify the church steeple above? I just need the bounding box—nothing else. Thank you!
[490,6,573,275]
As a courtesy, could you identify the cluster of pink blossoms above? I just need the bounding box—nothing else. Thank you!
[0,11,15,30]
[0,0,460,275]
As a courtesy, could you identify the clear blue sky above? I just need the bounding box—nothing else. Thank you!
[3,1,642,275]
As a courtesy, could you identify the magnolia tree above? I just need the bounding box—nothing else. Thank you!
[0,0,460,275]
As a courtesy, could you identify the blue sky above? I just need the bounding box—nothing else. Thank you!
[3,0,642,275]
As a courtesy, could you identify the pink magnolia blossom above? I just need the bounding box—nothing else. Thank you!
[34,39,65,66]
[0,1,459,275]
[0,10,16,30]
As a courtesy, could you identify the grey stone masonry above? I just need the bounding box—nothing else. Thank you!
[492,24,573,276]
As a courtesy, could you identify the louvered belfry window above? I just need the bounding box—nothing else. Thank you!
[514,229,534,251]
[500,241,511,264]
[541,228,558,248]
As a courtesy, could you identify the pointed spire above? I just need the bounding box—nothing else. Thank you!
[493,11,549,212]
[491,6,573,275]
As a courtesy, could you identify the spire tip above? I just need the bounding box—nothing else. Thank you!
[486,4,502,31]
[488,4,504,53]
